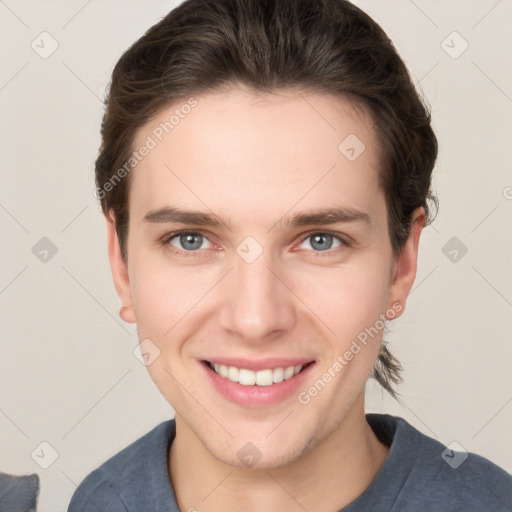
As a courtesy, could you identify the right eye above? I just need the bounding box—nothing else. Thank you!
[162,231,214,255]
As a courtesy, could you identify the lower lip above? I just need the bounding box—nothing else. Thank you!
[201,361,315,408]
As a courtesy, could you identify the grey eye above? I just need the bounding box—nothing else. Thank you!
[301,233,341,252]
[170,232,211,251]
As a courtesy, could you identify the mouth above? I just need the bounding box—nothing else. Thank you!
[203,360,315,386]
[200,358,316,408]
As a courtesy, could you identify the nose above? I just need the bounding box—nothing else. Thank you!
[218,250,296,343]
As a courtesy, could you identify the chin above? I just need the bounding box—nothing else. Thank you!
[217,443,306,470]
[202,424,317,470]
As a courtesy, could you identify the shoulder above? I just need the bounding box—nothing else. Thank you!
[67,420,175,512]
[420,437,512,510]
[365,414,512,511]
[67,469,126,512]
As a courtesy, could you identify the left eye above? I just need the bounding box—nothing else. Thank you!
[299,233,343,252]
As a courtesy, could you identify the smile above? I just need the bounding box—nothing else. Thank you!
[201,359,316,407]
[207,361,307,386]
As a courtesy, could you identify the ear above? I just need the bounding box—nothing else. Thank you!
[105,212,136,324]
[386,206,425,319]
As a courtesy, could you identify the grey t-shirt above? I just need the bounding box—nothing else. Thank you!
[67,413,512,511]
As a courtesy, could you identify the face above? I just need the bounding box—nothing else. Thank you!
[107,87,423,468]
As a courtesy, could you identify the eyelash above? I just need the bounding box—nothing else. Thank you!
[160,230,351,257]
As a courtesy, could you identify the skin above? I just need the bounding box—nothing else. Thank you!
[106,86,425,511]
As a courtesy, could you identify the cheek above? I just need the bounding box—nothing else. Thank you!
[294,262,390,340]
[129,259,202,338]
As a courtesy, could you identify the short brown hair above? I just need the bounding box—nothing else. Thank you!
[95,0,438,397]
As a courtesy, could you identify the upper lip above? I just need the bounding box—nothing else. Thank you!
[202,357,315,371]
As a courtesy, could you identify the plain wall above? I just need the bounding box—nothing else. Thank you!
[1,1,511,510]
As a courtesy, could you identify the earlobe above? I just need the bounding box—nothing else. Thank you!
[386,207,426,318]
[105,213,137,324]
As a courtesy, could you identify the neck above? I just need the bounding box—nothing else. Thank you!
[169,397,389,512]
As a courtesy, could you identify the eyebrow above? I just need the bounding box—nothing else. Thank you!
[143,206,372,230]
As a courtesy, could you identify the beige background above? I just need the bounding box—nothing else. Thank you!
[1,0,511,510]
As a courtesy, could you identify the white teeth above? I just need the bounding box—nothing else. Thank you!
[238,368,256,385]
[273,367,284,383]
[255,369,273,387]
[210,363,304,386]
[227,366,239,382]
[283,366,295,380]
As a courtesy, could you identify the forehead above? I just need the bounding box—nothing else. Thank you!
[128,87,384,226]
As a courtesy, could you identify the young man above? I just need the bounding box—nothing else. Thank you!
[68,0,512,510]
